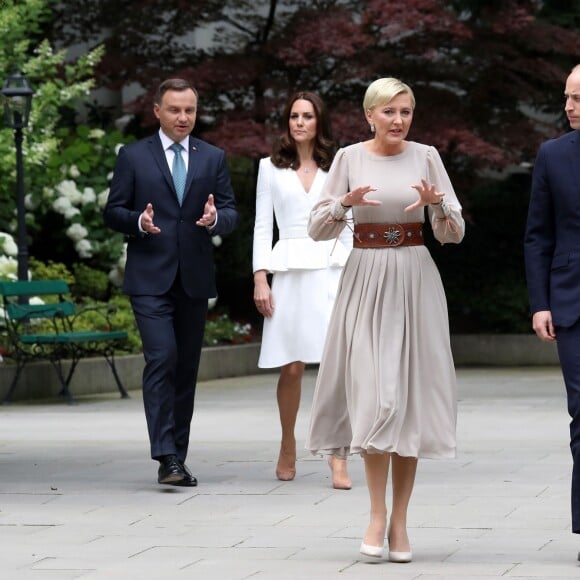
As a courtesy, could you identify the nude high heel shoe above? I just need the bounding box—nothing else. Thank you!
[276,447,296,481]
[327,455,352,490]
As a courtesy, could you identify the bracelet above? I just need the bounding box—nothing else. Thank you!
[340,195,352,210]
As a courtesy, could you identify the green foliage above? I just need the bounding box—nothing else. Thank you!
[539,0,580,28]
[0,0,50,64]
[0,0,263,347]
[102,295,140,351]
[24,257,135,347]
[35,294,254,353]
[4,0,562,336]
[204,313,253,346]
[431,172,532,333]
[213,157,257,322]
[24,256,254,351]
[0,0,104,234]
[26,125,130,273]
[46,0,580,335]
[466,275,531,334]
[29,257,75,285]
[79,299,256,352]
[72,262,110,301]
[70,293,142,353]
[0,233,18,281]
[0,1,124,282]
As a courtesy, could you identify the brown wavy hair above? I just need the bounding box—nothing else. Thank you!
[154,78,198,104]
[271,91,336,172]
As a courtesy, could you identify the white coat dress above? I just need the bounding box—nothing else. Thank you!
[252,157,352,368]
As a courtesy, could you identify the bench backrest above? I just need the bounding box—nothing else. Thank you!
[0,280,75,322]
[5,301,76,321]
[0,280,70,298]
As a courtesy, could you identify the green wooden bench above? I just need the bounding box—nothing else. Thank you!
[0,280,130,404]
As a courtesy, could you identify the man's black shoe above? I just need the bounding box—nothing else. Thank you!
[157,454,185,484]
[168,461,198,487]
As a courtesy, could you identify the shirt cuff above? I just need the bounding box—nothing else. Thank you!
[138,213,146,233]
[206,210,218,231]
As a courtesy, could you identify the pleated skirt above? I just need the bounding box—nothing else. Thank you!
[306,245,457,459]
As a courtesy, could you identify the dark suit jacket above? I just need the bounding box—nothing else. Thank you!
[104,133,238,299]
[524,130,580,327]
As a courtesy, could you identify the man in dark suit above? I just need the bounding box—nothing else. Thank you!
[104,78,238,486]
[525,64,580,547]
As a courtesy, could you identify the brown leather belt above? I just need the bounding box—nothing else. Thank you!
[353,222,424,248]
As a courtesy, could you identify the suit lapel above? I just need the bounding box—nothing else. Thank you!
[149,134,175,194]
[183,136,200,203]
[568,131,580,195]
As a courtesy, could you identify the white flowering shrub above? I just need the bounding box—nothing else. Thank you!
[0,0,234,328]
[29,124,131,272]
[108,242,127,287]
[0,232,19,281]
[0,232,17,257]
[0,255,18,282]
[0,0,109,265]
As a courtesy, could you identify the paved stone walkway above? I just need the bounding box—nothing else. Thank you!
[0,367,578,579]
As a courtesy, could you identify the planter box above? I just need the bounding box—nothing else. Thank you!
[0,342,264,402]
[0,335,560,402]
[450,334,559,366]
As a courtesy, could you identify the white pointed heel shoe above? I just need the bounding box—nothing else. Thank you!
[388,549,412,563]
[360,542,384,559]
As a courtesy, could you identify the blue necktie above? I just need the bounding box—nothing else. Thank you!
[169,142,186,205]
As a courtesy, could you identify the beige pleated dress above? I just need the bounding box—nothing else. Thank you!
[306,141,465,459]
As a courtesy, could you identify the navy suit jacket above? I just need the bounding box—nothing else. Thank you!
[104,133,238,299]
[524,130,580,327]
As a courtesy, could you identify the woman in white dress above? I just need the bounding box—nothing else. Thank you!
[306,78,465,562]
[253,92,352,488]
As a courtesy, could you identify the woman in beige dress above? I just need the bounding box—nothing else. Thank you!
[306,78,465,563]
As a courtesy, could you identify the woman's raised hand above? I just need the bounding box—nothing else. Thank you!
[341,185,380,207]
[405,179,445,212]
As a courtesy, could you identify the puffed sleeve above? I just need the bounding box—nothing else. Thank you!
[308,149,351,241]
[426,146,465,244]
[252,157,274,272]
[336,206,354,253]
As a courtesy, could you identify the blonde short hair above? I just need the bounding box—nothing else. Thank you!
[363,78,415,113]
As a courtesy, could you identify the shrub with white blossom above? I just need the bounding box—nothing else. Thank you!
[29,124,131,272]
[0,0,107,263]
[0,232,19,281]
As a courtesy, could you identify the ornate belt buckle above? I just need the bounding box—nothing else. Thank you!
[383,224,404,246]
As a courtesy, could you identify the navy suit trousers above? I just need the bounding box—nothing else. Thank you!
[131,275,208,463]
[555,320,580,533]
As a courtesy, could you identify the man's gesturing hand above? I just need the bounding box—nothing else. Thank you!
[196,193,217,227]
[140,203,161,234]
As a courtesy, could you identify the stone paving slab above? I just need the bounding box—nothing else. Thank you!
[0,367,579,579]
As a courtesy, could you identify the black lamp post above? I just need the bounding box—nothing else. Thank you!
[1,71,34,282]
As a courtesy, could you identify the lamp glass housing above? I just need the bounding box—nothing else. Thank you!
[1,72,34,129]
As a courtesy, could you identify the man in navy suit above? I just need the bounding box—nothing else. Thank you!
[525,64,580,545]
[104,78,238,486]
